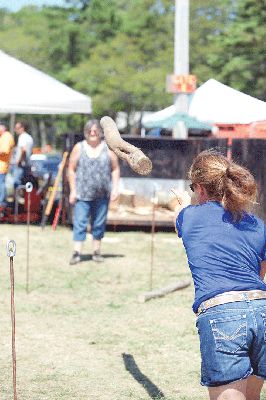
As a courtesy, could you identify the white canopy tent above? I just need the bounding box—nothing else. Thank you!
[142,79,266,129]
[188,79,266,124]
[0,50,92,114]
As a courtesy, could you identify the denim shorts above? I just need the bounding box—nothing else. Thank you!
[196,297,266,387]
[73,198,109,241]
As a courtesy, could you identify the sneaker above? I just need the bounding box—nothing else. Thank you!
[92,251,104,263]
[69,251,81,265]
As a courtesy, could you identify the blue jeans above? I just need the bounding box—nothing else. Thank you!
[0,173,6,206]
[13,165,32,189]
[196,297,266,387]
[13,166,25,189]
[73,198,109,242]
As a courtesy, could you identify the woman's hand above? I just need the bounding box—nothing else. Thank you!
[171,189,191,207]
[110,188,119,202]
[170,189,191,222]
[69,190,77,205]
[260,261,266,280]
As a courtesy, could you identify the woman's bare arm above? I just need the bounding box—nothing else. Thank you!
[171,190,191,234]
[109,150,120,201]
[68,143,80,204]
[260,261,266,280]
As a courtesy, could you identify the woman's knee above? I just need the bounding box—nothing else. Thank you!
[208,380,247,400]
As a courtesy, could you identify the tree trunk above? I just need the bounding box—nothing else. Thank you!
[30,119,39,147]
[39,119,47,149]
[9,113,16,134]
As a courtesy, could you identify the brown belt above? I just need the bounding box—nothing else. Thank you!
[196,290,266,316]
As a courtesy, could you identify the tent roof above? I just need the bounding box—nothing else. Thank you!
[188,79,266,124]
[0,50,92,114]
[142,105,212,130]
[142,79,266,129]
[142,105,175,125]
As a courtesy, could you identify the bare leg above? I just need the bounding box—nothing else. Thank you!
[208,379,247,400]
[92,239,101,253]
[246,376,264,400]
[92,239,104,262]
[74,241,83,253]
[69,241,83,264]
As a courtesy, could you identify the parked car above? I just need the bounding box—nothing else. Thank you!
[30,153,62,181]
[6,153,62,199]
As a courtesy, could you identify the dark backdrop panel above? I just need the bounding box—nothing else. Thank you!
[232,139,266,220]
[62,134,266,222]
[63,133,227,179]
[119,137,227,179]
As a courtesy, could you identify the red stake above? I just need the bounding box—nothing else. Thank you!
[52,200,62,230]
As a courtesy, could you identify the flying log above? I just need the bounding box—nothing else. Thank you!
[100,116,152,176]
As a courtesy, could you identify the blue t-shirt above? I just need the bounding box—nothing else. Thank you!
[176,201,266,313]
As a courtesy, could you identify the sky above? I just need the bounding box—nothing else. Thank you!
[0,0,67,12]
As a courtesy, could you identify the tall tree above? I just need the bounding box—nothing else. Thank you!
[65,0,91,10]
[0,5,82,79]
[190,0,237,85]
[66,0,122,58]
[68,0,175,116]
[207,0,266,100]
[1,0,265,138]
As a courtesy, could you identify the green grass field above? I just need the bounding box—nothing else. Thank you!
[0,224,265,400]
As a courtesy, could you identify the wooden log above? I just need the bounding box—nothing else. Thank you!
[100,116,152,175]
[119,189,136,207]
[156,191,169,208]
[138,279,191,303]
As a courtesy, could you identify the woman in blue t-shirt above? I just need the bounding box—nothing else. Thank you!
[174,149,266,400]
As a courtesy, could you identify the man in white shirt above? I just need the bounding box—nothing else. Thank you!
[13,121,34,188]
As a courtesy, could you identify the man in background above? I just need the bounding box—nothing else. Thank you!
[13,121,34,188]
[0,122,15,207]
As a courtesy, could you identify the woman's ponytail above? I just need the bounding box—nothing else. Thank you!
[189,149,257,220]
[222,163,257,219]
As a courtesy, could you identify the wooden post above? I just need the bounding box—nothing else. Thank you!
[42,151,68,227]
[138,279,191,303]
[149,195,156,290]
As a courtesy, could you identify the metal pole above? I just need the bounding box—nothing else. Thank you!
[25,182,33,294]
[6,240,17,400]
[174,0,189,78]
[173,0,190,138]
[150,189,156,291]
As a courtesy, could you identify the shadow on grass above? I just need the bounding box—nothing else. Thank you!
[80,253,125,262]
[122,353,165,399]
